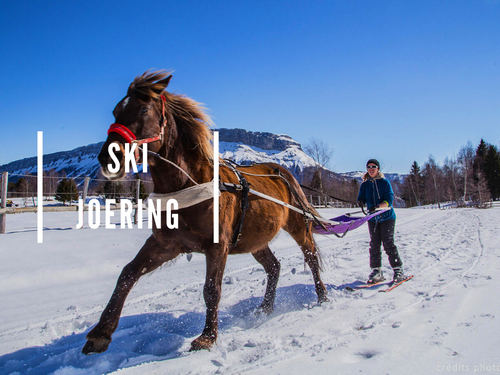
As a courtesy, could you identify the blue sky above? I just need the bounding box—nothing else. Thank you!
[1,0,499,173]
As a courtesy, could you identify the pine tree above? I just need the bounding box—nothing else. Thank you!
[484,144,500,199]
[100,180,124,202]
[473,139,488,183]
[406,161,423,206]
[55,178,79,205]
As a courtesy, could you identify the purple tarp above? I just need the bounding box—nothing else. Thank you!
[313,207,390,236]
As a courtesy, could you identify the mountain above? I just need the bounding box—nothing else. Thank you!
[341,171,407,184]
[0,128,323,184]
[218,128,317,179]
[0,142,104,181]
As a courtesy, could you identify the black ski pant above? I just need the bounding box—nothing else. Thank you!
[368,219,403,269]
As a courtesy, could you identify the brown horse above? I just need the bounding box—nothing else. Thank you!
[82,70,328,354]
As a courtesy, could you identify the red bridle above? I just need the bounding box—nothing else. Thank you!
[107,95,168,157]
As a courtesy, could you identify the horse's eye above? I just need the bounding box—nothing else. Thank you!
[140,107,149,115]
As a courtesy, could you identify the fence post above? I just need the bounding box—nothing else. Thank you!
[1,172,8,234]
[134,178,140,224]
[78,176,90,229]
[82,176,90,204]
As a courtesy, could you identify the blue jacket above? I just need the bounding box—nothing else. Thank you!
[357,175,396,223]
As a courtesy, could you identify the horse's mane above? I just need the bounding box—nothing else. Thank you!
[129,70,214,162]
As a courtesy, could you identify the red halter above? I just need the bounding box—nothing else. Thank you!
[107,95,168,149]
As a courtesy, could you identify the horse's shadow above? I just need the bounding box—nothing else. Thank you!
[0,283,338,375]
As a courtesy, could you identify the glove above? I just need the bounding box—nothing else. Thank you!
[368,205,379,213]
[357,200,365,208]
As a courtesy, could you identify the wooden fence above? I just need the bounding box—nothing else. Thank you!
[307,194,355,209]
[0,172,146,233]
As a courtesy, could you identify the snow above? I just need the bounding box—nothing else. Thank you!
[219,141,317,171]
[1,207,500,374]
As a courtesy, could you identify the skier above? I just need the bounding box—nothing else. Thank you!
[357,159,405,284]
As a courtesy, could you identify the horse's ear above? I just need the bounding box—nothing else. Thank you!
[154,75,172,95]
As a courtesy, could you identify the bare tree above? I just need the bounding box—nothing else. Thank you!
[443,156,460,203]
[304,137,334,193]
[458,141,475,202]
[423,155,443,208]
[474,170,491,206]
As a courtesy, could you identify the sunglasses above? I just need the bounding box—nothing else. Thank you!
[367,165,378,170]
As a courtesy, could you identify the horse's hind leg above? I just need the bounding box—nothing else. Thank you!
[252,245,280,314]
[286,222,329,303]
[82,235,180,354]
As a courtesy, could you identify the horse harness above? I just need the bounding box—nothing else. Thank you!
[107,95,169,162]
[220,160,328,247]
[219,162,250,246]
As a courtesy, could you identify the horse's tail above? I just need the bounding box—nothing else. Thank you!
[275,166,325,271]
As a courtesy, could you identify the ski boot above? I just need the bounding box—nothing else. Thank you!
[367,268,384,284]
[393,267,406,283]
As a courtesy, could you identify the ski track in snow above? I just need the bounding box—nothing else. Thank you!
[0,208,499,374]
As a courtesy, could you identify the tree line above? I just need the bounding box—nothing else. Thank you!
[6,170,150,206]
[395,139,500,208]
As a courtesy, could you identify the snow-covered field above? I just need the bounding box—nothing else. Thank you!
[1,207,499,374]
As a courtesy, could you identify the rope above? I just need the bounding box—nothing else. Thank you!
[139,146,199,185]
[221,160,333,230]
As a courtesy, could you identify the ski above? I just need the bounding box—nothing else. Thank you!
[378,275,414,293]
[345,278,387,291]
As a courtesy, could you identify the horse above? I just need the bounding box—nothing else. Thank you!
[82,70,329,354]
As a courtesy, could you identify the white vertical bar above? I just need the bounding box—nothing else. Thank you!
[37,131,43,243]
[213,131,219,243]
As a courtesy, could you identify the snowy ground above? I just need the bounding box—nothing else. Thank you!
[1,207,499,374]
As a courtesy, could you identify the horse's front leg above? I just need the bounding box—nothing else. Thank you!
[82,235,180,354]
[190,246,228,351]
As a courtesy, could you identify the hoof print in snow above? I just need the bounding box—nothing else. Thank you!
[357,350,379,359]
[356,324,374,331]
[244,340,258,348]
[211,359,224,367]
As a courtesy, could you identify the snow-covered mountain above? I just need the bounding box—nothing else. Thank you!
[218,129,317,178]
[0,129,322,183]
[341,171,407,184]
[0,142,104,180]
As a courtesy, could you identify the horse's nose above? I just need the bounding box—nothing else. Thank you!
[98,141,125,178]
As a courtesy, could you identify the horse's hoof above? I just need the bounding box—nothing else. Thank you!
[255,304,273,316]
[82,338,111,355]
[190,336,215,351]
[318,296,330,304]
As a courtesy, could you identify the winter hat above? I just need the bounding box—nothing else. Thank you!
[366,159,380,169]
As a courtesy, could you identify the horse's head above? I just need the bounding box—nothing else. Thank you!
[98,71,173,180]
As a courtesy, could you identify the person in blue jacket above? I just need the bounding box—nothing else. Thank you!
[357,159,405,284]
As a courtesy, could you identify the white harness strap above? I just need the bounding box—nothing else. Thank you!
[148,181,218,210]
[248,188,339,224]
